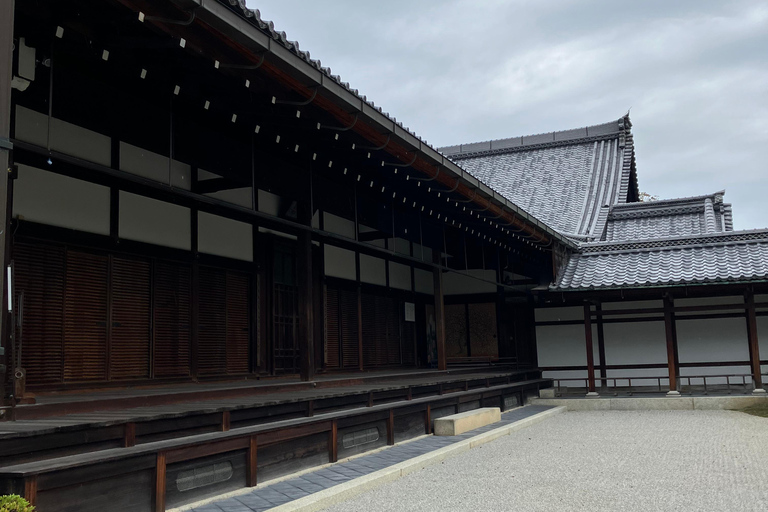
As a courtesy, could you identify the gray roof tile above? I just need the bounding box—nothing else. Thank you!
[603,191,733,241]
[553,230,768,290]
[443,120,634,239]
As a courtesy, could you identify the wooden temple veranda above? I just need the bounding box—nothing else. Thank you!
[1,1,767,511]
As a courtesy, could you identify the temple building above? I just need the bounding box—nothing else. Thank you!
[0,1,766,511]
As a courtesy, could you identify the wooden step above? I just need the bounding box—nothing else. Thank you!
[0,379,547,512]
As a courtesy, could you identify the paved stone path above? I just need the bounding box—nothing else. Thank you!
[188,405,553,512]
[326,410,768,512]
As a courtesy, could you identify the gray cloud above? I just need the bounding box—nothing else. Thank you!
[247,0,768,229]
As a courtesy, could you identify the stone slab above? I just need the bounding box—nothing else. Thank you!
[533,395,768,411]
[433,407,501,436]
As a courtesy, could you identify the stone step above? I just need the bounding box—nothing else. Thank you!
[434,407,501,436]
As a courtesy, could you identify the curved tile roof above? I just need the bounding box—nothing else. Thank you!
[553,230,768,290]
[439,116,638,240]
[603,191,734,241]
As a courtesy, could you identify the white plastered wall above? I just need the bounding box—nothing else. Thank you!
[119,192,191,250]
[675,296,750,385]
[15,105,111,167]
[324,245,356,281]
[535,306,598,386]
[388,261,411,291]
[757,294,768,379]
[359,254,386,286]
[13,164,110,235]
[602,300,667,386]
[443,269,497,295]
[414,268,433,295]
[198,212,253,262]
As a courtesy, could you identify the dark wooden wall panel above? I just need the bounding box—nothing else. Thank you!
[339,288,359,368]
[64,251,109,382]
[14,243,66,385]
[198,267,227,376]
[336,420,387,459]
[35,469,153,512]
[226,272,250,375]
[153,262,192,378]
[109,257,151,380]
[325,287,340,368]
[165,450,247,509]
[394,411,426,444]
[257,433,329,483]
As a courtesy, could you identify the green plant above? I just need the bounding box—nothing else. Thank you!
[0,495,35,512]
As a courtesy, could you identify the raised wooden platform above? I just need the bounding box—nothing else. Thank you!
[0,367,550,512]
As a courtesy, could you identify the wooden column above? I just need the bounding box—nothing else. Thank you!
[155,452,167,512]
[583,303,596,394]
[433,255,447,371]
[0,0,14,404]
[745,290,764,393]
[297,230,315,381]
[246,436,258,487]
[595,303,607,390]
[663,295,679,394]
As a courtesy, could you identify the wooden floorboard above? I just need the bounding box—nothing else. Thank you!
[1,368,537,439]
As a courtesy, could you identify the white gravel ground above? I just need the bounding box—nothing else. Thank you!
[323,410,768,512]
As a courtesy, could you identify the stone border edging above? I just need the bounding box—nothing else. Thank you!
[267,406,566,512]
[533,395,768,411]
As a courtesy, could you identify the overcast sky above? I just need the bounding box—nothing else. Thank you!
[246,0,767,230]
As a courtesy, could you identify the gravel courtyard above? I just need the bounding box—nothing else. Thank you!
[324,410,768,512]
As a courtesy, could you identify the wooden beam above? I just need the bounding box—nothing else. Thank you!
[387,409,395,445]
[745,290,764,392]
[0,0,14,405]
[425,405,431,434]
[221,410,231,432]
[663,295,679,393]
[246,436,257,487]
[434,256,447,371]
[154,452,167,512]
[583,303,596,394]
[194,177,244,194]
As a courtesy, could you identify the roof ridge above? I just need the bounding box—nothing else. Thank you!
[611,190,727,209]
[439,115,630,157]
[578,228,768,254]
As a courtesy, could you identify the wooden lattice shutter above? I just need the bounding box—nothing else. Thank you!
[225,271,250,374]
[64,251,109,382]
[325,287,341,368]
[198,267,227,376]
[153,261,191,378]
[385,297,401,365]
[400,304,415,365]
[362,293,389,367]
[339,289,359,368]
[13,243,65,386]
[109,256,151,380]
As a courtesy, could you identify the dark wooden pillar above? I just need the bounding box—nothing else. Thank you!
[595,302,607,389]
[583,302,596,394]
[297,229,315,381]
[663,295,679,394]
[745,290,764,393]
[0,0,14,405]
[433,256,447,371]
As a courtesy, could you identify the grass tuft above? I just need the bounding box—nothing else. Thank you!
[740,404,768,418]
